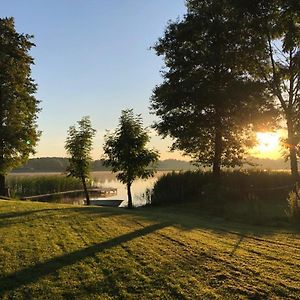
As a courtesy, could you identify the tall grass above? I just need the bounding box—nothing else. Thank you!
[150,170,294,223]
[150,171,212,205]
[7,174,88,198]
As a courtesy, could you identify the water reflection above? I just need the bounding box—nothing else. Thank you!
[90,171,167,207]
[8,171,169,207]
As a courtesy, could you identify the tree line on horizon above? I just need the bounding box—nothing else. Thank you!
[11,157,196,173]
[1,0,300,198]
[11,156,290,173]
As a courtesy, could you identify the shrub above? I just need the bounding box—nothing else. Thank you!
[286,188,300,220]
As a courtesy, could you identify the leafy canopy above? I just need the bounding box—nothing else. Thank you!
[232,0,300,179]
[65,116,96,180]
[151,0,276,171]
[103,109,159,185]
[0,17,40,174]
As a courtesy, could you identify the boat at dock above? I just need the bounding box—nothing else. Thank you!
[89,199,123,207]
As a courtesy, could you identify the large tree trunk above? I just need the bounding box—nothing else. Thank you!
[0,87,7,197]
[0,174,6,196]
[0,92,6,197]
[213,114,222,179]
[81,176,90,205]
[287,117,299,182]
[127,183,133,209]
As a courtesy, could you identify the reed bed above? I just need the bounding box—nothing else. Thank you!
[7,174,88,198]
[150,170,295,223]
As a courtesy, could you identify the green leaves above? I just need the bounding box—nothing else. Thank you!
[103,109,159,185]
[236,0,300,179]
[151,0,275,173]
[65,116,96,180]
[0,17,40,176]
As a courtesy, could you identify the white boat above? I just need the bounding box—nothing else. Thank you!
[89,199,124,207]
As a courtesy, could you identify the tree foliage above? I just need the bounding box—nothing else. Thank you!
[103,109,159,208]
[151,0,276,176]
[233,0,300,181]
[65,116,96,205]
[0,17,40,195]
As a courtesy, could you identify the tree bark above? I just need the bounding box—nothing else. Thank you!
[0,87,5,196]
[81,176,90,205]
[213,114,222,179]
[0,174,6,196]
[287,117,299,182]
[127,183,133,209]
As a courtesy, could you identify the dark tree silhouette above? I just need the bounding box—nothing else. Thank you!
[151,0,276,178]
[0,17,40,196]
[103,109,159,208]
[234,0,300,181]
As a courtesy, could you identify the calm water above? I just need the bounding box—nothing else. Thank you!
[10,171,168,207]
[90,171,168,207]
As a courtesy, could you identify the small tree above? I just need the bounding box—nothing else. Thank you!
[103,109,159,208]
[65,116,96,205]
[0,17,41,196]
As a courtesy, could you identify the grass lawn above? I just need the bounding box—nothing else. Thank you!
[0,200,299,299]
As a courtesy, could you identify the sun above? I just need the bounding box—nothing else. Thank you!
[250,131,282,159]
[256,132,280,153]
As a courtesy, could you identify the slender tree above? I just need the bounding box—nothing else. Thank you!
[151,0,275,178]
[0,17,40,196]
[233,0,300,181]
[103,109,159,208]
[65,116,96,205]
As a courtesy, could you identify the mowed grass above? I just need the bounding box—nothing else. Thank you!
[0,200,300,299]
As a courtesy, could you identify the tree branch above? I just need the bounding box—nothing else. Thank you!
[267,32,287,111]
[289,49,295,109]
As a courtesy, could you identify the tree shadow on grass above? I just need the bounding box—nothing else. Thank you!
[0,221,171,296]
[229,235,244,256]
[1,200,299,237]
[133,204,300,235]
[0,206,126,228]
[0,208,59,220]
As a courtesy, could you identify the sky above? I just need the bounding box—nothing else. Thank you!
[1,0,187,160]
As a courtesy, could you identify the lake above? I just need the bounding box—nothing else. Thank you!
[90,171,168,207]
[9,171,169,207]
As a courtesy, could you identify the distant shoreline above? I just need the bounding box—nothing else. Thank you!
[11,157,196,173]
[10,156,290,173]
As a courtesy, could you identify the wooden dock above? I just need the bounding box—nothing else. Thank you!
[21,187,117,202]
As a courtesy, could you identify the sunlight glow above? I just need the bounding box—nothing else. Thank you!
[250,131,282,159]
[256,132,280,153]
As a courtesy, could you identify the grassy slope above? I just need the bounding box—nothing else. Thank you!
[0,200,299,299]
